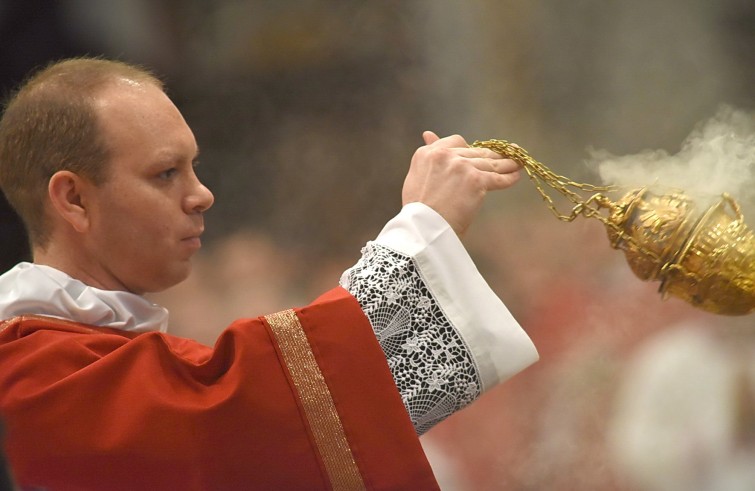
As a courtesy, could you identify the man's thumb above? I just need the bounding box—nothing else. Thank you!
[422,130,440,145]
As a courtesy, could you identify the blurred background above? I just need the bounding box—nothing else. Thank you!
[1,1,753,489]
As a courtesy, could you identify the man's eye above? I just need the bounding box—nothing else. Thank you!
[158,168,178,180]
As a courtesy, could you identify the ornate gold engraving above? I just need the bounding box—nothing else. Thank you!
[473,139,755,315]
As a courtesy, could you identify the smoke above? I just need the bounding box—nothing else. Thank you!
[591,106,755,209]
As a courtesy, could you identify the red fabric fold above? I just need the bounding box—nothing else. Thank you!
[0,287,438,490]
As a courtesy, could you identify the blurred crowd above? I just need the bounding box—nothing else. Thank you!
[1,1,753,489]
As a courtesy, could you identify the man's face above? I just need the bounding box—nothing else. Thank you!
[83,80,214,293]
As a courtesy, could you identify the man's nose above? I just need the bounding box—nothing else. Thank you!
[184,178,214,213]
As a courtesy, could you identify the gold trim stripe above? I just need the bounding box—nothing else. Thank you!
[265,309,366,491]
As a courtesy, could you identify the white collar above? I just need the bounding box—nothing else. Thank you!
[0,262,169,332]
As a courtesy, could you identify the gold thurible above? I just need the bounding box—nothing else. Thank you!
[472,139,755,315]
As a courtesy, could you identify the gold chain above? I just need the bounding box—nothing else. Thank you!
[472,139,616,221]
[471,139,665,264]
[472,139,755,314]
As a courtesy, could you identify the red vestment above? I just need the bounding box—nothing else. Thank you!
[0,287,439,490]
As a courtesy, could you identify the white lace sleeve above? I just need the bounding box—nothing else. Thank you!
[340,243,481,435]
[339,203,538,435]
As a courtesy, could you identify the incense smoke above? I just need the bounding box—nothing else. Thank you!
[591,106,755,210]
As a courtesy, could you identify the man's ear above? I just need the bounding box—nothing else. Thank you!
[48,170,91,233]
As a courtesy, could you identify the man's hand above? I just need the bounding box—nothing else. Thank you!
[402,131,521,236]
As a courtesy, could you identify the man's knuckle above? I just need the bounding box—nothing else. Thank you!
[467,171,485,188]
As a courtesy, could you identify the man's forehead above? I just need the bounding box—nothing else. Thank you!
[94,80,188,131]
[92,79,197,163]
[114,77,145,88]
[94,78,163,109]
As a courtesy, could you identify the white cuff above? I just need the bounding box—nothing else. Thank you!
[375,202,539,391]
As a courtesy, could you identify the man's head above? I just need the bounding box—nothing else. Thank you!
[0,58,160,246]
[0,58,214,293]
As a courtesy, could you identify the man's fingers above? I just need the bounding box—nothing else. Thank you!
[471,157,521,174]
[422,130,440,145]
[484,168,522,190]
[456,146,503,159]
[422,132,469,148]
[417,132,522,187]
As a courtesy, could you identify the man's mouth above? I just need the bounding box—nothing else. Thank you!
[182,228,204,249]
[182,236,202,249]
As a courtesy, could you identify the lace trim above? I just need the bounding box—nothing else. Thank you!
[340,242,482,435]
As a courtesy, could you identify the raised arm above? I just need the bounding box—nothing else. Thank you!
[341,132,538,434]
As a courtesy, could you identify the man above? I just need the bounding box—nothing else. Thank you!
[0,58,537,490]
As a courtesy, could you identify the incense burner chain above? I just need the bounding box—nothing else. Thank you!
[472,139,755,316]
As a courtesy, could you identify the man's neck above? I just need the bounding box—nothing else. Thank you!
[33,243,129,293]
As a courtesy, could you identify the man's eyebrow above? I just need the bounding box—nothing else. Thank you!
[153,147,200,165]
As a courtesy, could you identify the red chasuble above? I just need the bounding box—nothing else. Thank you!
[0,287,439,490]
